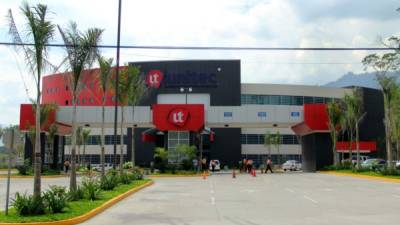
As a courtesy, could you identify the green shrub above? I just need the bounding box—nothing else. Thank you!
[119,172,132,184]
[68,186,84,201]
[100,174,119,190]
[81,178,101,200]
[43,185,68,213]
[16,159,31,175]
[131,171,143,180]
[378,167,400,176]
[123,161,133,169]
[12,192,45,215]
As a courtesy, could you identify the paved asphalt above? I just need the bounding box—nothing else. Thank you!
[78,172,400,225]
[1,172,399,225]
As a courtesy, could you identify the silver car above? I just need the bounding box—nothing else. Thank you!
[282,160,302,171]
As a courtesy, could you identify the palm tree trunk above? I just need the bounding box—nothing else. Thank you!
[131,128,135,167]
[397,137,400,161]
[384,94,393,168]
[100,102,105,177]
[356,122,360,169]
[33,84,41,197]
[83,144,86,168]
[119,106,124,174]
[70,94,78,192]
[332,131,338,166]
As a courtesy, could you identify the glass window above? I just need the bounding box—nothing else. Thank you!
[304,96,314,104]
[269,95,280,105]
[241,134,247,144]
[314,97,324,103]
[247,134,259,144]
[293,96,303,105]
[280,95,292,105]
[250,95,258,104]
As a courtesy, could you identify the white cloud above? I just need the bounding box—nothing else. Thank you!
[0,0,399,124]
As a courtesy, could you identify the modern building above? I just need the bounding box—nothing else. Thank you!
[19,60,383,172]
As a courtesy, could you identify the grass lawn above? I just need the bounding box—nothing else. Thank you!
[0,179,150,223]
[328,169,400,180]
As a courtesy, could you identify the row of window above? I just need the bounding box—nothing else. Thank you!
[65,135,128,145]
[65,96,116,105]
[243,154,302,167]
[241,134,299,145]
[241,94,338,106]
[64,154,129,164]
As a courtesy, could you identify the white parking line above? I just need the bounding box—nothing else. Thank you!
[285,188,295,193]
[210,190,215,194]
[392,194,400,198]
[303,195,318,204]
[211,197,216,205]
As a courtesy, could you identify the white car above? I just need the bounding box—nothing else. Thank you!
[92,163,113,171]
[396,161,400,169]
[209,160,221,171]
[282,160,302,171]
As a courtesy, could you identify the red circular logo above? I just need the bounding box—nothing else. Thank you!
[168,108,190,127]
[145,70,163,88]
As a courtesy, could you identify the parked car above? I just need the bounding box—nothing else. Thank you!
[282,160,302,171]
[396,161,400,169]
[209,159,221,171]
[92,163,113,172]
[342,155,370,165]
[361,158,386,170]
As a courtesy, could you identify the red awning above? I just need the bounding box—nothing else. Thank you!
[291,103,329,136]
[336,141,377,153]
[54,122,72,136]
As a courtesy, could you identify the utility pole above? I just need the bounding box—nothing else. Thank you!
[113,0,122,168]
[4,128,16,215]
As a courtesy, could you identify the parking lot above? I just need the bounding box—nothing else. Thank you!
[78,172,400,225]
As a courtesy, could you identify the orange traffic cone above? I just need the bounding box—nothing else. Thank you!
[232,169,236,178]
[252,169,256,177]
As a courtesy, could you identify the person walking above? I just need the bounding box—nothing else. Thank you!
[211,160,216,173]
[64,160,70,174]
[201,158,207,173]
[265,158,273,173]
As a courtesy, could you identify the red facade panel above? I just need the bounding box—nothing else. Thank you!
[41,67,125,106]
[336,141,377,153]
[19,104,56,131]
[152,104,204,131]
[303,103,329,131]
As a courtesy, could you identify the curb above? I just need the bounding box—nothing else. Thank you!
[148,174,201,178]
[0,175,69,179]
[0,180,154,225]
[319,171,400,183]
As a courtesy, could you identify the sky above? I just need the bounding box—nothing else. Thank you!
[0,0,399,125]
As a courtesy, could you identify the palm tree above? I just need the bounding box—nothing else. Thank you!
[58,22,103,191]
[264,132,273,158]
[326,101,344,166]
[351,88,366,169]
[111,65,142,173]
[81,129,91,167]
[343,93,356,166]
[274,131,281,165]
[97,56,113,177]
[8,2,55,197]
[363,53,400,168]
[127,67,147,167]
[46,123,58,168]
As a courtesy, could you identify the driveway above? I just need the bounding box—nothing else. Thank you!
[81,172,400,225]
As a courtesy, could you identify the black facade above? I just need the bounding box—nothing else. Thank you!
[300,87,385,172]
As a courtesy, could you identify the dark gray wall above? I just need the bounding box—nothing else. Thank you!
[130,60,241,106]
[301,133,333,172]
[209,128,242,168]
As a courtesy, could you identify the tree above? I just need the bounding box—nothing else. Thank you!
[111,65,143,173]
[8,2,55,197]
[58,22,103,191]
[363,53,400,168]
[274,131,281,165]
[264,132,273,158]
[154,147,168,173]
[326,101,344,166]
[46,123,58,167]
[97,56,113,177]
[81,129,91,167]
[343,93,357,167]
[127,67,147,167]
[351,88,366,169]
[76,126,82,166]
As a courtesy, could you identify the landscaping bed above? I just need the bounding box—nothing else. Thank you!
[0,174,151,223]
[322,169,400,180]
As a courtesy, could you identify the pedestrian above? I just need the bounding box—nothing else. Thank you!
[241,159,247,173]
[64,160,70,173]
[211,160,216,173]
[247,159,253,173]
[265,158,273,173]
[201,158,207,172]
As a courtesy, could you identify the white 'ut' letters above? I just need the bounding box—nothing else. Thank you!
[172,111,184,123]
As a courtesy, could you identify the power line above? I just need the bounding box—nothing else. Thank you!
[0,41,395,51]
